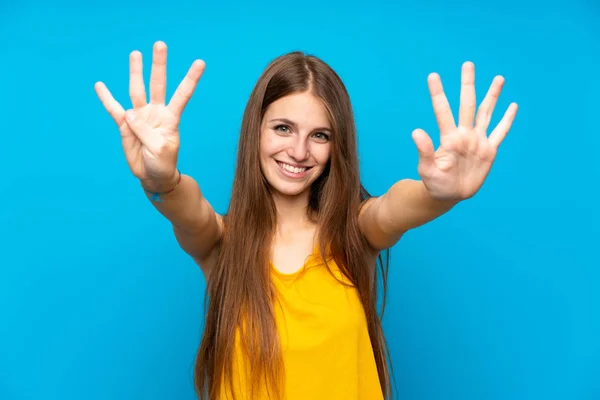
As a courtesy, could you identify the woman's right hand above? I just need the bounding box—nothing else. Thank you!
[94,41,206,188]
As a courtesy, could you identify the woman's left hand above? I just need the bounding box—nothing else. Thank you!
[412,61,518,202]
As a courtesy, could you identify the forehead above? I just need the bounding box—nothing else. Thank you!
[264,92,331,128]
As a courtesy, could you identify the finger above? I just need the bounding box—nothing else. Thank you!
[168,59,206,117]
[475,75,505,133]
[124,109,155,147]
[150,41,168,104]
[488,103,518,148]
[458,61,476,129]
[412,129,436,170]
[129,50,147,109]
[94,81,126,125]
[427,73,456,135]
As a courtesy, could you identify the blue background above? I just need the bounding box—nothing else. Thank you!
[1,0,599,399]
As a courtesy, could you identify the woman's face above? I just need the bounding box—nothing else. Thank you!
[259,91,332,199]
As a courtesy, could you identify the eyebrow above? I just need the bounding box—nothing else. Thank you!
[268,118,332,132]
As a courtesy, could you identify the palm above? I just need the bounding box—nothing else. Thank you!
[119,104,179,180]
[412,62,518,201]
[95,41,205,182]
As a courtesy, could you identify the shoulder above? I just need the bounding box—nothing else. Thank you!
[359,196,378,218]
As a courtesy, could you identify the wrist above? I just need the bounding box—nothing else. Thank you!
[140,170,180,194]
[419,181,460,210]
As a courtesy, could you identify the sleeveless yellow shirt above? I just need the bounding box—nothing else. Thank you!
[220,248,384,399]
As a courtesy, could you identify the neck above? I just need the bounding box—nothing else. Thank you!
[272,190,314,233]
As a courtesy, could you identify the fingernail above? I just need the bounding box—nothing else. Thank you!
[126,111,135,121]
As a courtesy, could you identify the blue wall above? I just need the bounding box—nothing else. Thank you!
[1,0,598,399]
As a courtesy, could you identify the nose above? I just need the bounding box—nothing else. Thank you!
[286,135,309,162]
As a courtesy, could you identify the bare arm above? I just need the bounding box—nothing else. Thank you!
[359,179,456,250]
[359,62,518,251]
[142,174,224,276]
[95,41,223,277]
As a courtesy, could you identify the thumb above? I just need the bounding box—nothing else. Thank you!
[412,129,435,168]
[125,110,153,146]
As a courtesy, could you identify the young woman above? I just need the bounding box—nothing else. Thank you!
[94,41,518,400]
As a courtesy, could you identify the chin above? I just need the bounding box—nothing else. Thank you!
[270,183,310,197]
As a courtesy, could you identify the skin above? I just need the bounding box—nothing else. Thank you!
[96,43,518,400]
[259,92,333,274]
[359,62,518,250]
[95,41,518,279]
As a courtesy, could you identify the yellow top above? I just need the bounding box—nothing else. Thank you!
[220,249,384,399]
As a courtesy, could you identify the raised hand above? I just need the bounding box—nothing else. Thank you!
[94,41,206,188]
[412,62,518,201]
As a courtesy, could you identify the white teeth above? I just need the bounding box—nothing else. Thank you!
[280,162,306,174]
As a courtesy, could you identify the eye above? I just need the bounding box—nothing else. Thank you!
[274,124,291,134]
[312,132,330,142]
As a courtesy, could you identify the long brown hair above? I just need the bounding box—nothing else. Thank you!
[194,51,394,399]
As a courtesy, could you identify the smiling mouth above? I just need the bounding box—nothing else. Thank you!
[275,160,313,177]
